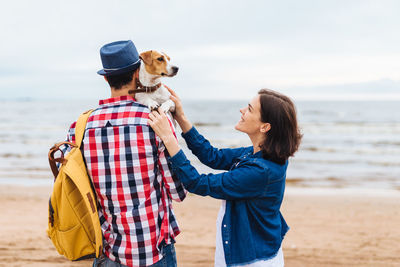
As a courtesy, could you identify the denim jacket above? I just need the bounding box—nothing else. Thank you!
[168,127,289,266]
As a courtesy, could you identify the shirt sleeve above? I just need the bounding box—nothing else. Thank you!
[168,150,269,200]
[57,121,77,168]
[182,127,252,170]
[156,115,187,202]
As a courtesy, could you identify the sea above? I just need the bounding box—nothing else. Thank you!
[0,98,399,190]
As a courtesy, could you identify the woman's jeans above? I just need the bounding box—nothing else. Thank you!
[92,244,177,267]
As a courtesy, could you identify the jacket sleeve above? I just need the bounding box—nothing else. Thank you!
[181,127,252,170]
[168,149,268,200]
[156,116,187,202]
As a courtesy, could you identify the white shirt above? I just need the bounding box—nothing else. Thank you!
[214,201,284,267]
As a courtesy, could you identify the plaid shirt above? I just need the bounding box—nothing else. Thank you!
[63,96,186,267]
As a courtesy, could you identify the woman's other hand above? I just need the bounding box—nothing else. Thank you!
[148,108,181,157]
[167,87,184,119]
[166,87,193,133]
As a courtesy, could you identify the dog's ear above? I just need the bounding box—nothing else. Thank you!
[139,50,153,65]
[162,52,170,61]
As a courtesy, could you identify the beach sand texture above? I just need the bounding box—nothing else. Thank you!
[0,186,399,267]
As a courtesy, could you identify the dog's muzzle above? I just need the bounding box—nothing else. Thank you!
[166,66,179,77]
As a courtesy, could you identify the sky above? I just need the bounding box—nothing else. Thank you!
[0,0,400,101]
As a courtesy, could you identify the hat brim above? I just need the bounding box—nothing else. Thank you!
[97,61,141,76]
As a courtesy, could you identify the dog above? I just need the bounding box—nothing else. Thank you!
[130,50,179,112]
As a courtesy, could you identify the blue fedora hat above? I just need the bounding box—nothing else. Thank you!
[97,40,141,76]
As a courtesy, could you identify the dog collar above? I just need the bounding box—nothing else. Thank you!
[129,70,162,94]
[130,82,162,93]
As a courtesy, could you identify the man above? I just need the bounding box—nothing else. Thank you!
[62,40,186,267]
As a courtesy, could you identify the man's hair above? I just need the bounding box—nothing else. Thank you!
[258,89,303,164]
[106,70,135,90]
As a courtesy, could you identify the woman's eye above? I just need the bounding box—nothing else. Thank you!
[157,57,164,61]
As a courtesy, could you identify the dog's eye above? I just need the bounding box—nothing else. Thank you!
[157,57,164,62]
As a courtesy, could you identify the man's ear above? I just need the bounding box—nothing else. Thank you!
[260,123,271,133]
[104,76,108,82]
[139,50,153,65]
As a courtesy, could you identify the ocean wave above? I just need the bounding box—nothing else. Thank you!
[302,146,337,153]
[302,110,337,116]
[0,173,51,179]
[300,146,400,155]
[0,167,50,172]
[0,153,36,159]
[0,177,52,186]
[285,177,352,188]
[301,121,400,127]
[366,161,400,167]
[373,141,400,146]
[293,158,400,167]
[293,158,358,164]
[193,122,221,127]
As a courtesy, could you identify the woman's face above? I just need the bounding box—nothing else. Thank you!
[235,95,265,135]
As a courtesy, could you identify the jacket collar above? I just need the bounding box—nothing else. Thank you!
[248,149,289,168]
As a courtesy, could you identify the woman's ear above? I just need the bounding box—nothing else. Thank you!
[260,123,271,133]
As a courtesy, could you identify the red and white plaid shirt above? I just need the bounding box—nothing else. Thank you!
[63,96,186,267]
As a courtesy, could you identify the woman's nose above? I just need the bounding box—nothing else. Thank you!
[240,107,245,114]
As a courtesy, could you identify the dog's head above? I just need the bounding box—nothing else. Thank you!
[139,50,179,77]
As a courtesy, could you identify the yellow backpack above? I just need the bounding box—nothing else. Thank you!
[47,109,103,261]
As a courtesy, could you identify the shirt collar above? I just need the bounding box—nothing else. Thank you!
[99,95,136,106]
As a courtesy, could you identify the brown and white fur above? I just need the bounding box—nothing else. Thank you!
[135,50,178,112]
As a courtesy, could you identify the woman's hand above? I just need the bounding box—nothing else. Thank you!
[148,108,173,140]
[167,87,185,119]
[148,108,181,157]
[166,87,193,133]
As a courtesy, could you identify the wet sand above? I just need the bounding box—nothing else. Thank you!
[0,185,399,267]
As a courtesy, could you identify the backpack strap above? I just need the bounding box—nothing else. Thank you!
[74,109,94,148]
[48,109,94,179]
[74,109,103,256]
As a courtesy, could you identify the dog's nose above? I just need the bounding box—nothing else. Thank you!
[172,66,179,73]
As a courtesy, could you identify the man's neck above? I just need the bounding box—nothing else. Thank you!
[110,83,136,98]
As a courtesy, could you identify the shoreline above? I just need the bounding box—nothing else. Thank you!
[1,179,399,197]
[0,185,399,266]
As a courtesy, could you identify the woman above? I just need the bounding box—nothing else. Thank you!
[148,88,302,267]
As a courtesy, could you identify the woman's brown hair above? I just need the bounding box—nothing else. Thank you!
[258,89,302,164]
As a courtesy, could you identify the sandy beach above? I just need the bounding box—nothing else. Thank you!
[0,185,399,267]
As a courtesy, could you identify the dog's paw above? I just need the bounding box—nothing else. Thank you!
[147,100,160,111]
[160,101,175,113]
[150,105,160,111]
